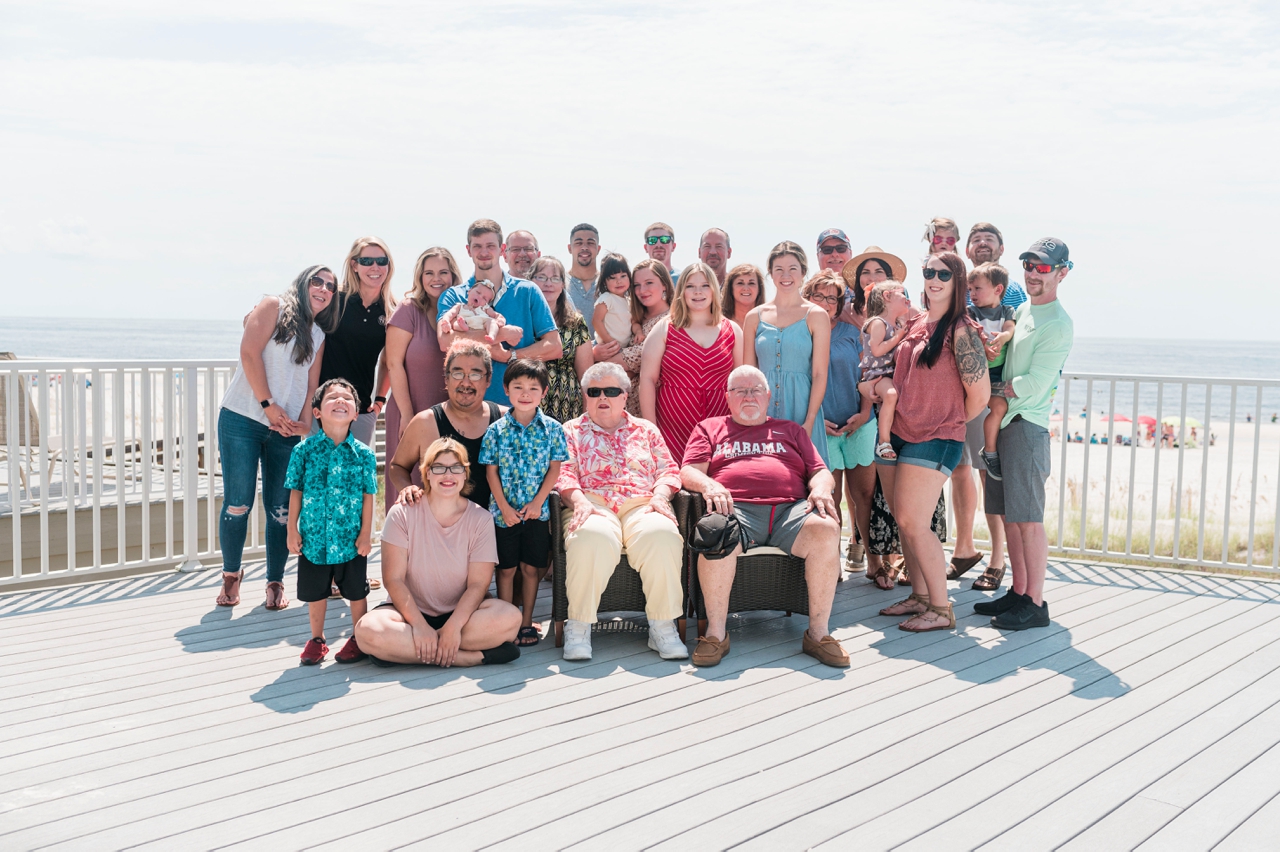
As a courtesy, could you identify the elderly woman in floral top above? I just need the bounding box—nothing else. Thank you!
[556,361,688,664]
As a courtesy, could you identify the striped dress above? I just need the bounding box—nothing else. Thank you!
[655,318,736,464]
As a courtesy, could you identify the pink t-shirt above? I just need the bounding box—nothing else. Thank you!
[380,499,498,616]
[682,416,826,505]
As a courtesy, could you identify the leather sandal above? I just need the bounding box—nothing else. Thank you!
[972,563,1006,592]
[898,602,956,632]
[946,553,984,580]
[880,591,928,617]
[896,562,912,587]
[265,581,290,611]
[868,562,894,591]
[216,571,242,607]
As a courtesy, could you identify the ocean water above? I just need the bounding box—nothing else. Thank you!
[3,319,1278,421]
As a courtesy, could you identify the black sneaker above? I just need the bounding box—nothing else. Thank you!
[974,589,1024,616]
[992,597,1050,630]
[981,450,1003,480]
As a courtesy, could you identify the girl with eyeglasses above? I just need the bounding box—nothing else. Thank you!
[317,237,398,448]
[529,256,594,423]
[383,247,461,508]
[214,265,338,611]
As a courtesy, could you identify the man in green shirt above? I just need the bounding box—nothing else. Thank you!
[976,238,1074,630]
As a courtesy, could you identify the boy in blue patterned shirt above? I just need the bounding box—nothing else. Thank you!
[285,378,378,665]
[480,359,569,646]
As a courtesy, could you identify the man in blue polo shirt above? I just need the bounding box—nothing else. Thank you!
[438,218,562,404]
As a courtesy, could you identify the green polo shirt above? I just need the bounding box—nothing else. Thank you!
[1002,299,1074,430]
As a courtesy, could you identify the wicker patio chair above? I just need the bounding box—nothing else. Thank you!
[680,491,810,638]
[549,491,691,647]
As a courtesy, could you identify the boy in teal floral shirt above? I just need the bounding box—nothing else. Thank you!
[285,378,378,665]
[480,359,569,646]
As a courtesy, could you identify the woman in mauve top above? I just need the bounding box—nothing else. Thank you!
[876,252,990,633]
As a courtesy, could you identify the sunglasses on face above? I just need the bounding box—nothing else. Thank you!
[448,369,487,382]
[585,386,625,398]
[922,268,954,282]
[646,235,674,245]
[931,235,958,247]
[308,276,336,292]
[355,256,389,267]
[1022,260,1071,273]
[428,463,466,475]
[818,244,849,256]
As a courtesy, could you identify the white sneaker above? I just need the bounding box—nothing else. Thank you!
[562,619,592,661]
[648,619,689,660]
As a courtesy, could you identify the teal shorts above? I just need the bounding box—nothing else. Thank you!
[827,415,877,470]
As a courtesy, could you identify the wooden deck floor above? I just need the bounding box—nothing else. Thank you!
[3,553,1280,850]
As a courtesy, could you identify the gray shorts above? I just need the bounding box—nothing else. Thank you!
[984,416,1051,523]
[734,500,811,554]
[957,410,987,472]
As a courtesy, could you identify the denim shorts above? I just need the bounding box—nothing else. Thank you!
[875,432,965,478]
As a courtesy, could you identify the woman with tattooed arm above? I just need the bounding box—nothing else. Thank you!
[873,251,990,632]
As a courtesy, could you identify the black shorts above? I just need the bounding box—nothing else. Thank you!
[297,554,369,603]
[495,519,551,570]
[375,600,452,630]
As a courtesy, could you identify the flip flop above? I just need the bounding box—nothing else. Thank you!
[516,626,541,646]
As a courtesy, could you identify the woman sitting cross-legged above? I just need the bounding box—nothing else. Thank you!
[355,438,521,667]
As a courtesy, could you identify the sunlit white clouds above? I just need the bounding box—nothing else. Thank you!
[0,0,1277,338]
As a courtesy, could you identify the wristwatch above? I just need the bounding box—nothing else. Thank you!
[259,398,275,409]
[374,395,387,405]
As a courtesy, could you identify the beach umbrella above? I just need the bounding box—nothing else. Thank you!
[1137,415,1157,427]
[1161,415,1203,428]
[1101,414,1132,423]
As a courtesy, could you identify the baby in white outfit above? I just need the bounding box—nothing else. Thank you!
[441,280,505,342]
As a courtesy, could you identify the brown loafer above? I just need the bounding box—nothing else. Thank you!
[216,571,242,607]
[946,553,984,580]
[802,632,850,668]
[265,581,290,611]
[692,634,730,667]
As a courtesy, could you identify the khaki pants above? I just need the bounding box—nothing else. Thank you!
[563,495,684,623]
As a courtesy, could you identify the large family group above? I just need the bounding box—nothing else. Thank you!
[212,216,1074,670]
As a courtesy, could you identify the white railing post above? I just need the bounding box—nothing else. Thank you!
[177,366,205,572]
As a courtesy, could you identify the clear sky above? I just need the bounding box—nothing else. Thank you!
[1,1,1276,339]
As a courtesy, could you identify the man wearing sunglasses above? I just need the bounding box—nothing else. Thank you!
[643,222,680,283]
[438,219,563,405]
[504,230,541,280]
[815,228,853,274]
[977,238,1074,631]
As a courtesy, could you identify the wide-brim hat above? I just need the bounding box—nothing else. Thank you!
[841,247,908,291]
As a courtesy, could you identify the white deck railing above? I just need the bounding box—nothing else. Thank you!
[3,360,1278,587]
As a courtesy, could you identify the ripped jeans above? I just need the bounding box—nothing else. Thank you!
[217,407,300,582]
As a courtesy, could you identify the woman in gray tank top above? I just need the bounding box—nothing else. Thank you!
[215,266,337,610]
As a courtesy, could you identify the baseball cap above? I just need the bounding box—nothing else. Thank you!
[816,228,850,248]
[1019,238,1071,266]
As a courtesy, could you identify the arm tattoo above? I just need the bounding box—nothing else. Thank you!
[955,327,988,386]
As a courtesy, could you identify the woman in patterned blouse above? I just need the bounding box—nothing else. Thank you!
[528,256,593,423]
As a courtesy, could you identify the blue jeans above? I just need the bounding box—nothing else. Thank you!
[217,408,299,582]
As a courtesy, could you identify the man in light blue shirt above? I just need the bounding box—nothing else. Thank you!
[438,219,562,404]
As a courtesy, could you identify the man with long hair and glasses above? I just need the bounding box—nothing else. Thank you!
[975,238,1074,630]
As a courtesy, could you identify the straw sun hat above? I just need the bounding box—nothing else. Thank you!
[840,246,908,292]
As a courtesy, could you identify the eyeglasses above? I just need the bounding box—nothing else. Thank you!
[428,463,466,475]
[818,244,849,256]
[507,246,538,255]
[808,293,839,305]
[728,387,767,398]
[308,276,336,292]
[532,274,564,284]
[922,268,953,282]
[448,369,488,382]
[931,235,958,247]
[646,235,674,245]
[585,387,625,398]
[356,257,389,267]
[1022,260,1072,273]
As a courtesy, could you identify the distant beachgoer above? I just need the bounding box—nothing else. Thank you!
[504,230,541,280]
[742,241,830,465]
[876,251,990,632]
[618,260,674,416]
[815,228,853,274]
[640,261,742,463]
[643,222,680,283]
[978,238,1074,631]
[216,265,336,611]
[317,237,397,447]
[698,228,733,286]
[529,256,593,423]
[437,219,562,405]
[566,223,603,341]
[383,247,457,508]
[722,263,766,330]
